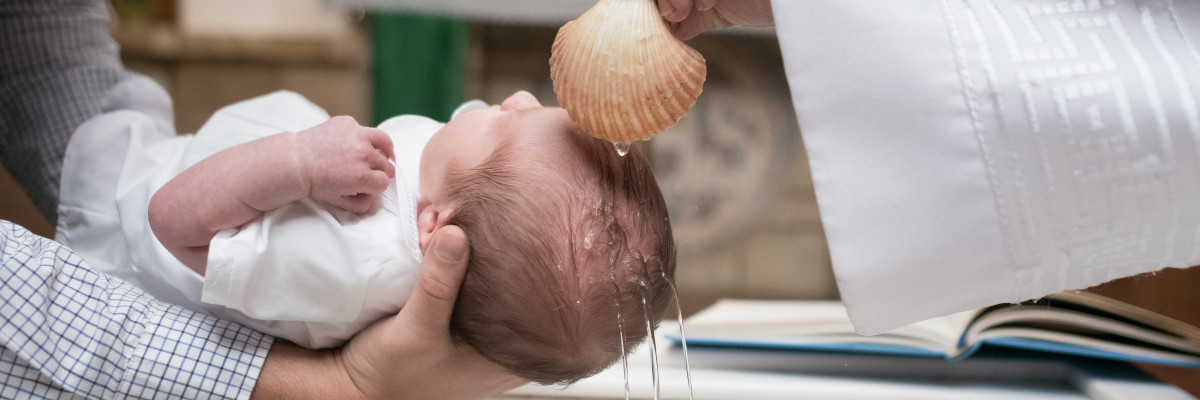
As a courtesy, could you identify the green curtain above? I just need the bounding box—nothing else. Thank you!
[370,13,469,125]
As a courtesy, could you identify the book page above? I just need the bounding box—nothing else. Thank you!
[977,328,1200,367]
[965,307,1200,356]
[959,291,1200,366]
[1049,291,1200,343]
[666,299,976,355]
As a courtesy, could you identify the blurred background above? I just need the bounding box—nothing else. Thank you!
[0,0,1195,392]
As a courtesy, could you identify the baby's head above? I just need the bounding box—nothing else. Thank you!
[417,91,676,384]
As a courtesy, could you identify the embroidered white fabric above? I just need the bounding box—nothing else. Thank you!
[774,0,1200,334]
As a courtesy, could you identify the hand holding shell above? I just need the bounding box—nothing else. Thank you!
[550,0,707,143]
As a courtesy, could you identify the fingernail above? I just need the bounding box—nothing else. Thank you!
[659,1,676,20]
[434,227,468,263]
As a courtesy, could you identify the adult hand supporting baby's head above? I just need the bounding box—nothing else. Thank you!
[656,0,775,40]
[336,226,524,399]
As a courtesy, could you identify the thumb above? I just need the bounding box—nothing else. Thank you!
[399,225,470,335]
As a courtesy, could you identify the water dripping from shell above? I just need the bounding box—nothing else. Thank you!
[610,263,631,400]
[641,295,661,400]
[615,141,632,157]
[664,275,695,400]
[617,306,631,400]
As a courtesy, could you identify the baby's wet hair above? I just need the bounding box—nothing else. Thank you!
[444,134,676,385]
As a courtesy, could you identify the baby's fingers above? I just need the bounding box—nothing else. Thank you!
[365,128,395,160]
[333,193,377,214]
[327,169,390,213]
[357,166,391,193]
[352,168,392,197]
[367,148,395,179]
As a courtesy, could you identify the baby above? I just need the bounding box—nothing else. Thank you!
[56,87,676,385]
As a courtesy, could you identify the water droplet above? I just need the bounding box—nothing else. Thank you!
[615,141,632,156]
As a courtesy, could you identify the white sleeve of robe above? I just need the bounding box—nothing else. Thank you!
[772,0,1200,335]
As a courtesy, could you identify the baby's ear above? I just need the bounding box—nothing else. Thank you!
[417,206,456,254]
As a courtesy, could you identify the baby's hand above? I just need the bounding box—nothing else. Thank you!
[293,116,395,214]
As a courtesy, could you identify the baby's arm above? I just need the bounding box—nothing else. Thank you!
[148,116,395,274]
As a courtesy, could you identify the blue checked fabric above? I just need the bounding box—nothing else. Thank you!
[0,221,272,399]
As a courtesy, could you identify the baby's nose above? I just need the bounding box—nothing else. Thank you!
[500,91,541,111]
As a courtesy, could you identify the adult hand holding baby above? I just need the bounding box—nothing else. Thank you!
[253,226,524,399]
[293,116,396,214]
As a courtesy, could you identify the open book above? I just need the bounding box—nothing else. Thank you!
[663,291,1200,368]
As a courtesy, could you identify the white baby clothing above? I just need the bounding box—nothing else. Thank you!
[57,90,475,348]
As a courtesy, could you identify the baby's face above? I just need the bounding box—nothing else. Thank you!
[417,91,603,252]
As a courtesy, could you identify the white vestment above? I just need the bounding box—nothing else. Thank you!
[773,0,1200,334]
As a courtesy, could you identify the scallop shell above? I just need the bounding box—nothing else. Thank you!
[550,0,706,143]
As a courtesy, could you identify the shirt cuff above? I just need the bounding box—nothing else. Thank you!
[127,300,274,400]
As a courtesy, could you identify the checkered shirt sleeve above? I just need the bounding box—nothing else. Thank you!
[0,221,273,399]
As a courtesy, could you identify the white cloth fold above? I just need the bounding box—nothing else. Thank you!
[774,0,1200,335]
